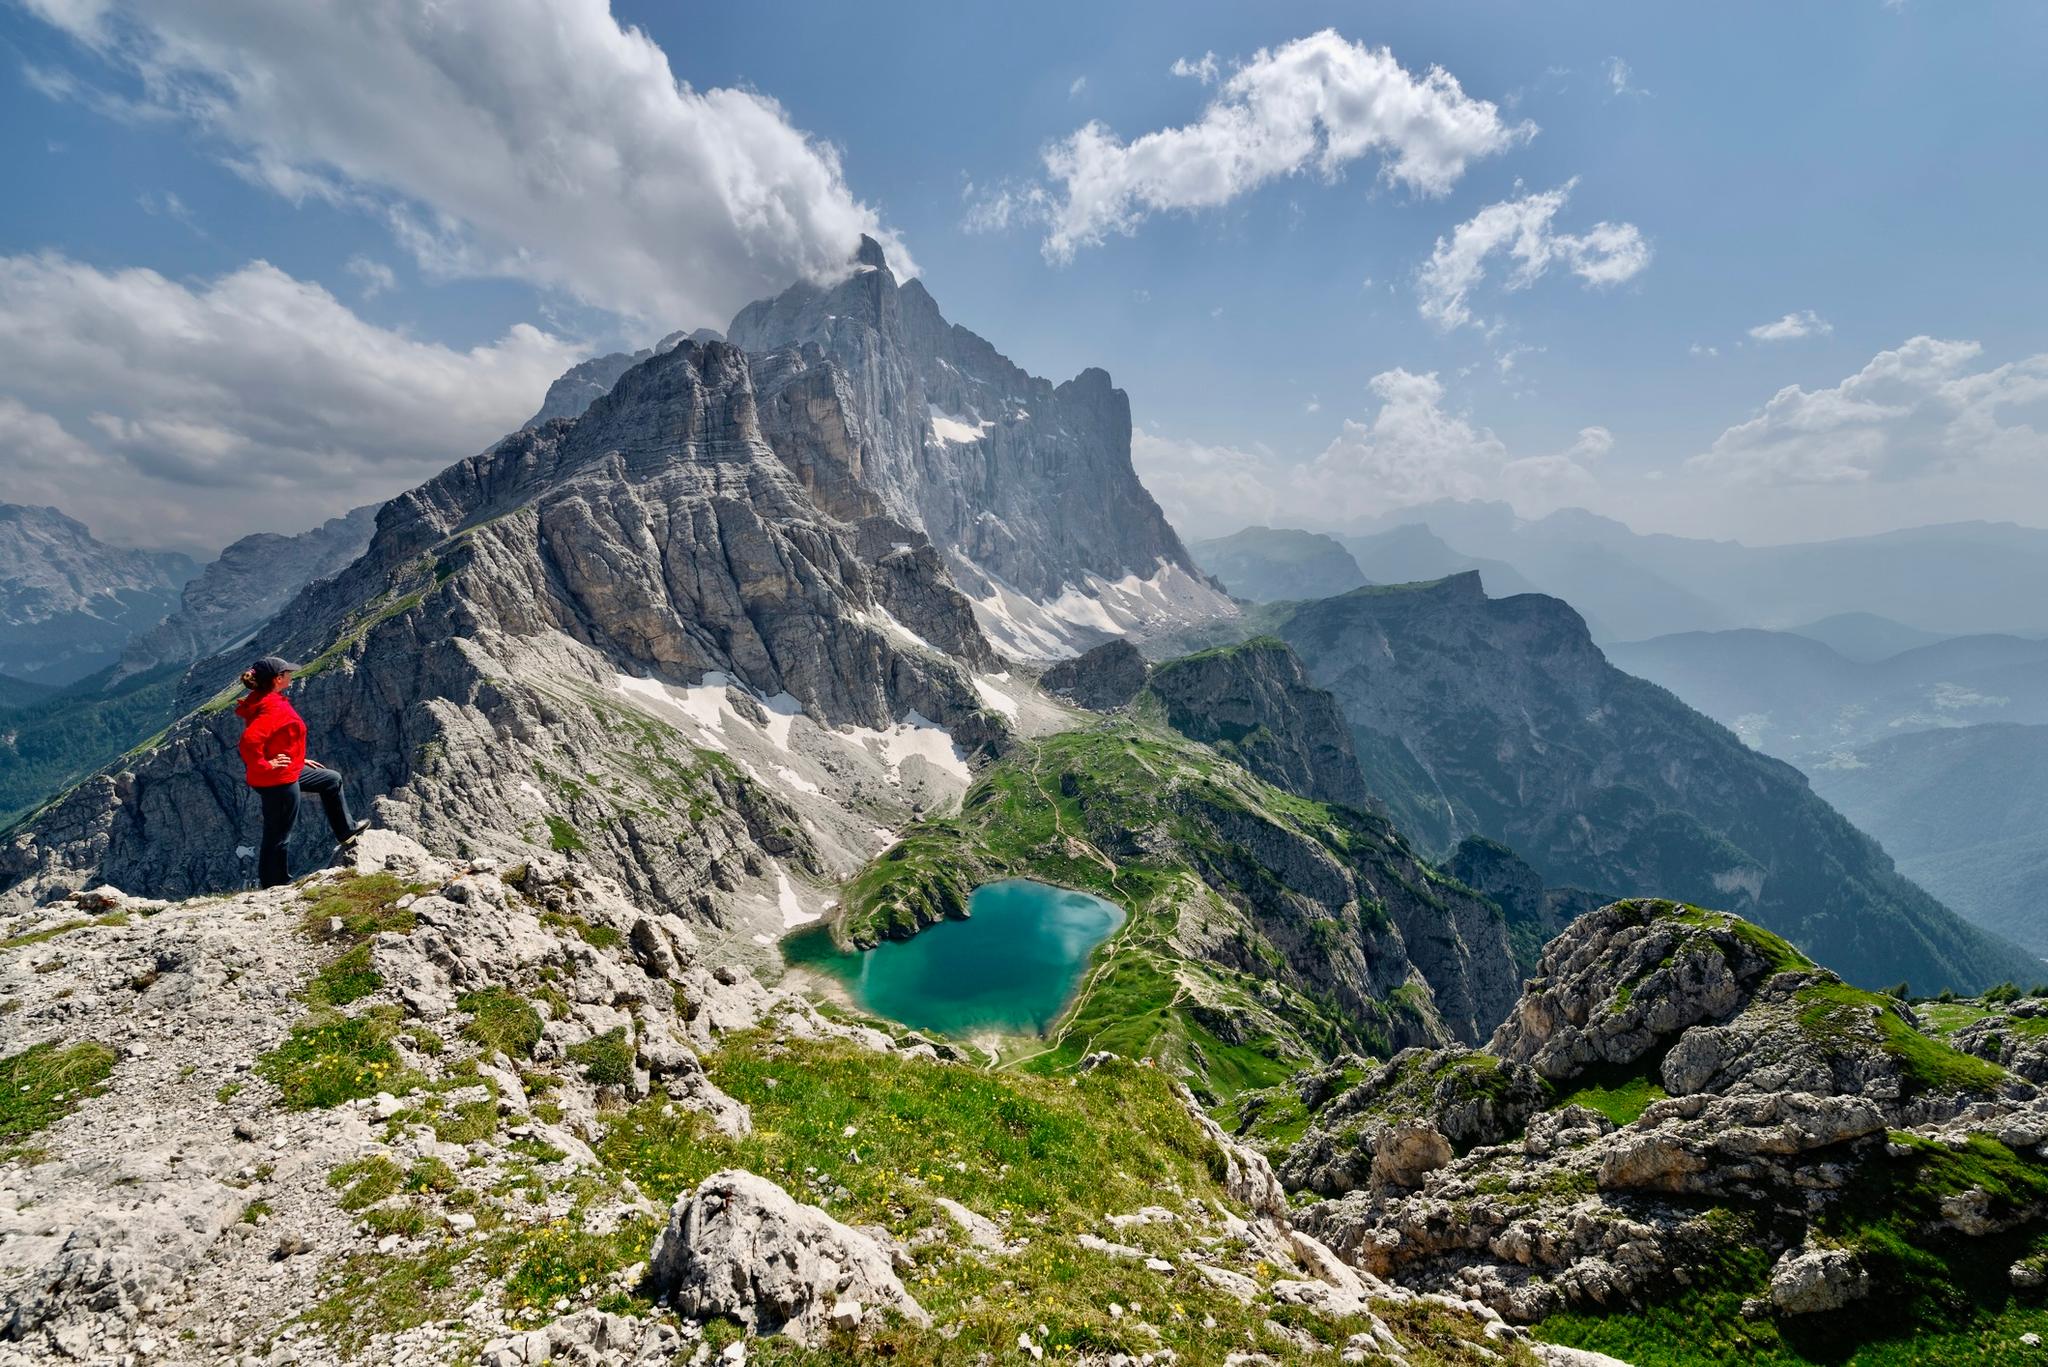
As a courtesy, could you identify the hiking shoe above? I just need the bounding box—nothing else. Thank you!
[339,819,371,847]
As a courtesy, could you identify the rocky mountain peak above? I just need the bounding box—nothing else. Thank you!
[727,241,1234,657]
[853,233,889,270]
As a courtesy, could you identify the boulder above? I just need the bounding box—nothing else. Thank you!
[1769,1246,1871,1315]
[647,1170,928,1345]
[1370,1122,1454,1191]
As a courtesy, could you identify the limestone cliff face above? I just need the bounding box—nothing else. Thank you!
[1,341,1000,919]
[1143,637,1373,812]
[1269,573,2036,993]
[727,237,1233,655]
[114,504,380,687]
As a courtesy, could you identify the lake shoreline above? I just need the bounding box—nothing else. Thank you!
[779,877,1126,1044]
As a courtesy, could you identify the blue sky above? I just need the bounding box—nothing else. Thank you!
[1,0,2043,555]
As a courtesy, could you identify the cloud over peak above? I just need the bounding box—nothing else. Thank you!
[21,0,911,327]
[1133,369,1609,538]
[1014,30,1531,262]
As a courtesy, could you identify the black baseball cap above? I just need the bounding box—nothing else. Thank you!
[248,655,302,684]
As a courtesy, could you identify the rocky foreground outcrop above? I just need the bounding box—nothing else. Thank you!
[1279,899,2048,1341]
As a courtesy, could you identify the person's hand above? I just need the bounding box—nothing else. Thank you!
[267,754,292,770]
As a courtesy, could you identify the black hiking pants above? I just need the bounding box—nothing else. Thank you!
[254,765,355,888]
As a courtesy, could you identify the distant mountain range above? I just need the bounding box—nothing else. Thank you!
[1187,523,1541,610]
[1319,500,2048,643]
[1188,527,1369,603]
[112,503,381,685]
[0,504,198,684]
[1606,627,2048,761]
[1807,723,2048,960]
[1784,611,1955,663]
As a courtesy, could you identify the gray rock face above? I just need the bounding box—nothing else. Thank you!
[2,340,998,916]
[647,1169,929,1345]
[1285,898,2044,1330]
[0,504,197,685]
[1281,1048,1550,1195]
[1144,637,1373,811]
[113,504,380,686]
[728,237,1233,655]
[1490,898,2030,1114]
[522,330,710,427]
[1488,899,1790,1085]
[1268,572,2036,993]
[1955,1001,2048,1082]
[1039,639,1148,711]
[1769,1245,1871,1315]
[1167,1077,1288,1218]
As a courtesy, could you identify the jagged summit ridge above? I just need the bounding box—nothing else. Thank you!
[727,239,1234,657]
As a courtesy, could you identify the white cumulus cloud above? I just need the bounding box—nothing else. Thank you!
[1690,336,2048,486]
[1747,309,1833,342]
[1024,30,1530,262]
[20,0,911,328]
[0,253,581,553]
[1417,179,1650,331]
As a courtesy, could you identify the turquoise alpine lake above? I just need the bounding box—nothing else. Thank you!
[782,878,1126,1038]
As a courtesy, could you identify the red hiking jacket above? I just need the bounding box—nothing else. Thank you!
[236,691,307,787]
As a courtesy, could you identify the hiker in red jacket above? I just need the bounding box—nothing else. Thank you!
[235,655,368,887]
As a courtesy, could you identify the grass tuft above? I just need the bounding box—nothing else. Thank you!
[257,1006,420,1109]
[0,1040,117,1144]
[457,988,544,1060]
